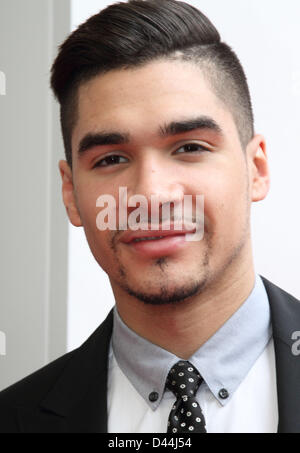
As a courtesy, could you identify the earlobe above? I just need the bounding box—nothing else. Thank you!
[58,160,83,227]
[247,135,271,203]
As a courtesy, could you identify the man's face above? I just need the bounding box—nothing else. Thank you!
[60,59,268,305]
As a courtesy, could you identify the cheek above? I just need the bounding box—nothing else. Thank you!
[80,209,117,273]
[75,178,117,225]
[189,164,248,230]
[74,181,121,261]
[78,192,99,230]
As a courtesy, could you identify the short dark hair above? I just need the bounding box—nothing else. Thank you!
[50,0,254,168]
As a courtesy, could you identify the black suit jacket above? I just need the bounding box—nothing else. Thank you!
[0,276,300,433]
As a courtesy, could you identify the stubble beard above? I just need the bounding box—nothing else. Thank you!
[110,232,213,306]
[110,225,251,308]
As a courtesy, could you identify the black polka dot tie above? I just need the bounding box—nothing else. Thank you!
[165,360,207,433]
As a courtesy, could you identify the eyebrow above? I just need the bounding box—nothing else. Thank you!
[77,116,224,157]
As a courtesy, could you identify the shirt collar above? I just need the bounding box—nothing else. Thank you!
[112,274,272,410]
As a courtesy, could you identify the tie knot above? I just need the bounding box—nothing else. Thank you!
[166,361,202,399]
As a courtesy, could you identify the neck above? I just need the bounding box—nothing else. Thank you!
[113,254,255,360]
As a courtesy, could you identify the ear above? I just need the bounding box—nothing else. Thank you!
[58,160,82,227]
[246,134,271,203]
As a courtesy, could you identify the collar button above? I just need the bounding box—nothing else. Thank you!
[149,391,159,402]
[218,388,229,399]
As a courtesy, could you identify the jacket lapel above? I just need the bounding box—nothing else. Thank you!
[18,308,114,433]
[261,276,300,433]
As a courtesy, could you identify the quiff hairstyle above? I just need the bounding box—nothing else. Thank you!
[50,0,254,168]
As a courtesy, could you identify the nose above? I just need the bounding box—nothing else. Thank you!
[126,153,185,222]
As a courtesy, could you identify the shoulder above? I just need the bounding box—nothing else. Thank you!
[260,275,300,308]
[0,348,78,405]
[260,275,300,346]
[0,307,114,432]
[0,348,78,432]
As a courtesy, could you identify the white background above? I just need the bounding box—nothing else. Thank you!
[68,0,300,351]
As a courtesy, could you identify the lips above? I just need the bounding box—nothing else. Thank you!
[125,232,192,258]
[120,224,196,244]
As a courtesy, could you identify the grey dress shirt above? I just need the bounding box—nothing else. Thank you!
[112,273,272,410]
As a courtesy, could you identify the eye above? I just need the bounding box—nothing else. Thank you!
[174,143,210,154]
[93,154,129,168]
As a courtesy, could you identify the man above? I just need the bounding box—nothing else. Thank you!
[0,0,299,433]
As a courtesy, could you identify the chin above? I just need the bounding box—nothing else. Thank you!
[121,277,208,306]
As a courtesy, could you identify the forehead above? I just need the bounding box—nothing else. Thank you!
[72,59,238,151]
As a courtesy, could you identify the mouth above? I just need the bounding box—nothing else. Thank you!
[131,235,171,243]
[120,226,196,258]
